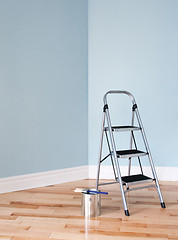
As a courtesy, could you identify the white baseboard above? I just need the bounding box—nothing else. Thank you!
[89,165,178,181]
[1,165,177,194]
[0,165,88,194]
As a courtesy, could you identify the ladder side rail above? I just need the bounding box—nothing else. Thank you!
[103,90,136,215]
[135,108,164,204]
[105,131,117,180]
[104,106,129,214]
[96,111,106,189]
[135,108,156,177]
[128,109,135,175]
[131,131,144,175]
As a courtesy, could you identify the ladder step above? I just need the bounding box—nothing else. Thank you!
[105,126,140,132]
[116,149,147,158]
[122,174,153,185]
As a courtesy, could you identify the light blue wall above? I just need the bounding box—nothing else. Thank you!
[1,1,178,179]
[0,0,88,178]
[88,0,178,167]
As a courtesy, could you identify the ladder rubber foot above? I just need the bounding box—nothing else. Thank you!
[124,210,130,216]
[161,202,166,208]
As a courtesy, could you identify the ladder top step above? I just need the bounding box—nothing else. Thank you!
[105,126,140,132]
[116,149,147,158]
[122,174,153,186]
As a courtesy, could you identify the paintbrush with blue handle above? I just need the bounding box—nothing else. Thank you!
[74,188,108,195]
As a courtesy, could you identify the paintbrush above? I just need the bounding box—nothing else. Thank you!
[74,188,108,195]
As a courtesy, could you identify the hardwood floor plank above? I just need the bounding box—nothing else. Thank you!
[12,237,57,240]
[0,236,13,240]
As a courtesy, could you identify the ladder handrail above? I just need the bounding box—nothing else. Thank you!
[103,90,136,105]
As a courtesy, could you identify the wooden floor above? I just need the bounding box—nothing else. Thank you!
[0,179,178,240]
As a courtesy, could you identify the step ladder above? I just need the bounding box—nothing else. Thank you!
[96,90,166,216]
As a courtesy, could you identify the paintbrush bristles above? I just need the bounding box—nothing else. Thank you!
[74,188,83,193]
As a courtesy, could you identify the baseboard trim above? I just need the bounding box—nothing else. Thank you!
[1,165,177,194]
[89,165,178,181]
[0,165,88,194]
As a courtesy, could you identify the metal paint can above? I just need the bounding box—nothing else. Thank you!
[81,189,101,217]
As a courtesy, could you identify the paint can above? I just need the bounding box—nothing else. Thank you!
[81,189,101,217]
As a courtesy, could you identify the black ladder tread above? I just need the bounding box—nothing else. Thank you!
[105,125,140,132]
[116,149,147,158]
[122,174,153,185]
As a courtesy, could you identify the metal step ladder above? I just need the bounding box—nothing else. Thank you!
[96,90,166,216]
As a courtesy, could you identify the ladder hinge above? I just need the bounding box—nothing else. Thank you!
[132,104,138,111]
[103,104,108,112]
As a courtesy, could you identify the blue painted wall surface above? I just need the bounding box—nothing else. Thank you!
[0,0,88,177]
[88,0,178,167]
